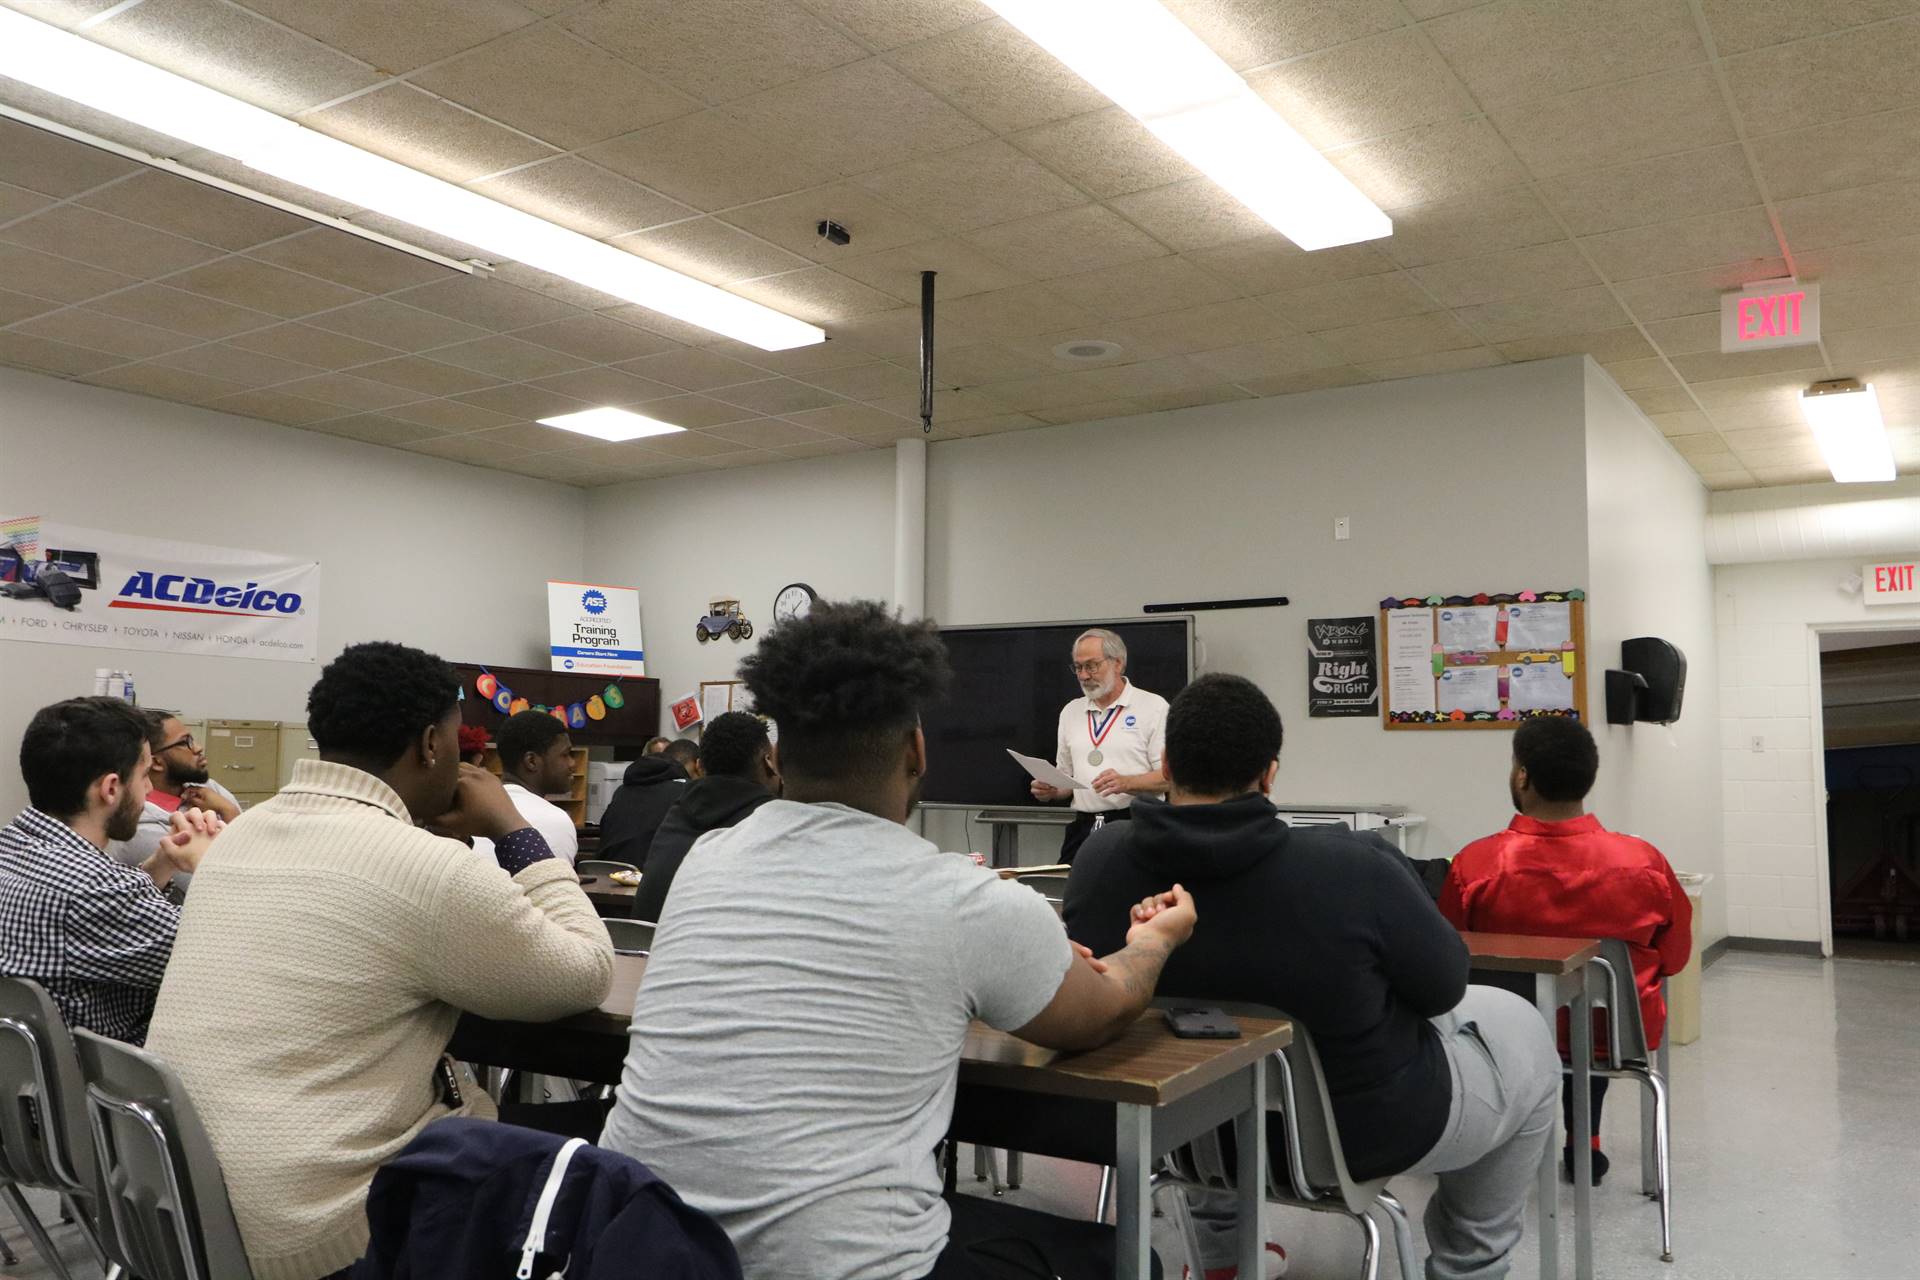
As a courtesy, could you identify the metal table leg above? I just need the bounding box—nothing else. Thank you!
[1115,1103,1153,1280]
[1234,1057,1268,1280]
[1532,973,1560,1280]
[1571,977,1594,1280]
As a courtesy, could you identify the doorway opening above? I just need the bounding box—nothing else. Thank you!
[1818,629,1920,961]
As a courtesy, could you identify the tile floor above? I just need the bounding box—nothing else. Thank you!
[5,953,1916,1279]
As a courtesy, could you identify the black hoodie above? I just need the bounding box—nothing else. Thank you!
[597,757,688,868]
[1063,793,1469,1181]
[631,775,773,921]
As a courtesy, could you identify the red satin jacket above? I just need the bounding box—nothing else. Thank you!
[1440,813,1693,1048]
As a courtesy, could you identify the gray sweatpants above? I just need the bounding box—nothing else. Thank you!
[1188,986,1558,1280]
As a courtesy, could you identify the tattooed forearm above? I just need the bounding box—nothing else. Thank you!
[1103,934,1175,1002]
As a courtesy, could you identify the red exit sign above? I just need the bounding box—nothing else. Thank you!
[1721,279,1820,353]
[1865,561,1920,605]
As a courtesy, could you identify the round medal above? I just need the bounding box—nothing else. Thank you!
[1087,750,1104,766]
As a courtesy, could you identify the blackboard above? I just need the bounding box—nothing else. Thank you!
[920,617,1193,808]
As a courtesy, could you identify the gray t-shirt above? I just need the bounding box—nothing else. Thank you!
[598,799,1072,1280]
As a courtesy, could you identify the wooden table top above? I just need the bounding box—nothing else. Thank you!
[1462,931,1601,975]
[539,954,1290,1107]
[582,880,637,911]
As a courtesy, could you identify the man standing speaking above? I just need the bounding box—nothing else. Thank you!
[1030,628,1168,862]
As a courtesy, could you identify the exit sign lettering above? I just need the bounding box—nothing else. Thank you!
[1864,561,1920,605]
[1721,280,1820,353]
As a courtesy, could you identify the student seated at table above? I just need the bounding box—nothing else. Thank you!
[1065,674,1559,1280]
[472,708,581,866]
[1440,717,1693,1185]
[1,697,217,1044]
[632,710,780,920]
[598,737,700,866]
[598,600,1197,1280]
[145,641,614,1280]
[105,708,240,884]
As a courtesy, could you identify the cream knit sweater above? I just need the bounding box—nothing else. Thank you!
[146,760,614,1280]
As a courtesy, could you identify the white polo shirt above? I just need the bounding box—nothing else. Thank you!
[1053,680,1170,813]
[473,782,579,865]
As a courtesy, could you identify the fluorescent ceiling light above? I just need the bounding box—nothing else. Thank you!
[980,0,1390,251]
[0,9,825,351]
[1800,379,1895,483]
[537,407,686,443]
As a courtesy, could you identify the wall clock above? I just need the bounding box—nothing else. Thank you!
[773,582,817,625]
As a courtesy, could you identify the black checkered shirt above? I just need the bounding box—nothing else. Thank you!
[0,807,181,1044]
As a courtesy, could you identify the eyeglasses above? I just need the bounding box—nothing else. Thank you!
[158,735,198,753]
[1069,659,1113,676]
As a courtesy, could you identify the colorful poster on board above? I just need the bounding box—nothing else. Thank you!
[547,580,645,676]
[0,515,320,663]
[1307,615,1379,718]
[669,691,702,732]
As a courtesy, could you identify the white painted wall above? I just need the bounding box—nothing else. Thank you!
[1582,361,1726,944]
[1714,549,1920,944]
[0,366,582,815]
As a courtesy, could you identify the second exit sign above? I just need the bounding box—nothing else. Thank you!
[1721,279,1820,353]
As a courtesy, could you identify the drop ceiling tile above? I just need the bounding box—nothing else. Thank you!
[245,230,457,295]
[1699,0,1920,56]
[9,307,200,359]
[1029,399,1152,426]
[631,387,761,427]
[710,377,847,415]
[1599,356,1682,392]
[0,288,60,326]
[1720,15,1920,134]
[1614,264,1785,322]
[1641,313,1723,357]
[938,411,1052,437]
[1411,241,1600,307]
[614,219,813,287]
[1706,395,1807,430]
[199,388,346,426]
[1402,0,1490,15]
[827,304,993,361]
[275,372,430,412]
[729,267,913,325]
[83,362,248,404]
[1107,180,1275,254]
[1720,425,1816,452]
[964,205,1168,281]
[1325,118,1530,208]
[305,85,558,185]
[1490,69,1736,181]
[618,347,771,392]
[1628,386,1701,415]
[514,315,683,365]
[1121,297,1297,355]
[583,111,834,210]
[237,0,540,74]
[169,258,368,320]
[796,0,991,51]
[1315,311,1483,363]
[1685,368,1813,407]
[1665,430,1733,457]
[225,322,401,370]
[378,398,519,432]
[1247,27,1475,150]
[935,342,1053,384]
[86,284,276,339]
[1238,367,1373,397]
[1009,108,1198,201]
[1537,144,1763,238]
[0,181,53,223]
[1163,0,1403,69]
[414,26,699,150]
[1453,286,1634,344]
[1651,413,1716,439]
[732,57,998,179]
[148,342,325,388]
[76,171,310,252]
[452,382,591,420]
[1360,346,1506,381]
[1048,255,1239,321]
[566,0,867,103]
[1777,181,1920,253]
[834,238,1031,303]
[1582,207,1782,281]
[886,19,1107,135]
[1133,385,1255,416]
[706,417,839,448]
[781,401,912,435]
[422,334,593,381]
[1422,0,1707,107]
[304,298,491,351]
[1377,187,1566,270]
[468,158,695,241]
[996,325,1168,373]
[868,385,1012,423]
[595,303,744,348]
[1794,234,1920,295]
[353,356,506,397]
[1821,286,1920,333]
[0,330,123,376]
[721,185,936,265]
[526,365,683,406]
[397,277,583,334]
[935,282,1097,339]
[1,204,222,277]
[1749,107,1920,203]
[1698,469,1759,489]
[799,361,920,401]
[1264,272,1439,332]
[854,138,1090,238]
[1499,327,1655,363]
[400,434,536,465]
[463,422,598,452]
[1186,235,1398,295]
[1827,322,1920,365]
[89,0,378,114]
[1679,449,1742,473]
[1188,334,1348,380]
[0,118,138,198]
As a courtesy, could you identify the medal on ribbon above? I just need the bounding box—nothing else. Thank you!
[1086,704,1122,767]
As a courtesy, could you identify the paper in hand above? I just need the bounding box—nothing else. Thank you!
[1007,749,1090,790]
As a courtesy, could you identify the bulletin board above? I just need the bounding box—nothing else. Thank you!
[697,680,748,727]
[1379,589,1587,730]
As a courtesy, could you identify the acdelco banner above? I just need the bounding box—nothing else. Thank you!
[0,515,320,663]
[547,580,646,676]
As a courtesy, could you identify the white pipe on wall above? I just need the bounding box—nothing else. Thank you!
[1706,479,1920,565]
[893,438,927,616]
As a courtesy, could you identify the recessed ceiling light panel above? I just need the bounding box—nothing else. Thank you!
[537,407,686,443]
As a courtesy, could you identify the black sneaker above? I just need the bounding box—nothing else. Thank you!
[1561,1146,1610,1186]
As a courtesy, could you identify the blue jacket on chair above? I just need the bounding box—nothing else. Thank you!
[355,1117,742,1280]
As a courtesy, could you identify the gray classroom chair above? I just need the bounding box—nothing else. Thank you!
[604,917,657,956]
[576,859,640,879]
[0,977,115,1280]
[71,1027,255,1280]
[1586,939,1675,1263]
[1151,1003,1419,1280]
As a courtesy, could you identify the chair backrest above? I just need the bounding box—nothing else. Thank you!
[70,1028,254,1280]
[604,918,656,956]
[1588,938,1651,1067]
[0,976,96,1195]
[576,860,639,878]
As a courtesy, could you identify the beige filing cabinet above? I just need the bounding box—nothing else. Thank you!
[205,719,280,810]
[277,723,319,788]
[1668,877,1709,1046]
